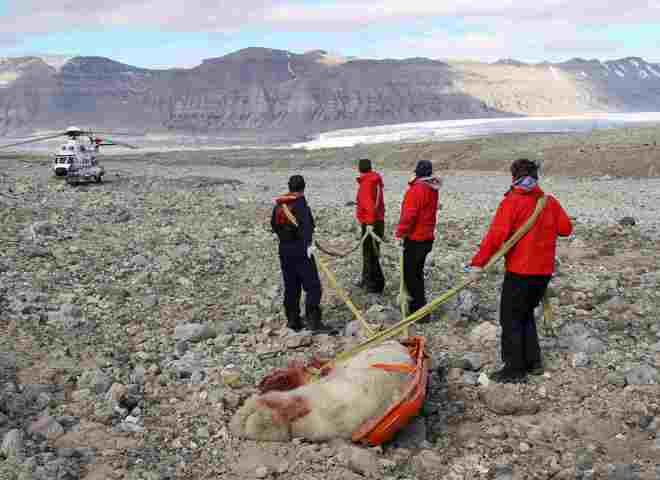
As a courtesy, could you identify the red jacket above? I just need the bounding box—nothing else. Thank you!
[470,184,573,275]
[396,176,441,241]
[356,171,385,224]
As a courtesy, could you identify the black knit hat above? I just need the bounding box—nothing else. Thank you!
[358,158,372,173]
[415,160,433,177]
[288,175,305,192]
[510,159,539,179]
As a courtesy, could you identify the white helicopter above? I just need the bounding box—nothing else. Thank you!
[0,126,139,184]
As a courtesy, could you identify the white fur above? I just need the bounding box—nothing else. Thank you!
[231,341,414,442]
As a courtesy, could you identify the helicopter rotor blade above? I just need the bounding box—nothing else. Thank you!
[0,133,69,149]
[98,139,139,149]
[88,130,145,137]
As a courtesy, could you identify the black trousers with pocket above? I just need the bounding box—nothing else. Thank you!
[361,221,385,293]
[499,271,551,371]
[403,238,434,314]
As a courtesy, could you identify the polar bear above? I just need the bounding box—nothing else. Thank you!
[230,341,415,442]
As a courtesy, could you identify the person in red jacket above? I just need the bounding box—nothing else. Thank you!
[356,158,386,293]
[395,160,442,319]
[469,159,573,384]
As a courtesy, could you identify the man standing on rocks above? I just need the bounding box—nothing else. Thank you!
[468,159,573,383]
[395,160,442,320]
[271,175,334,334]
[356,158,386,294]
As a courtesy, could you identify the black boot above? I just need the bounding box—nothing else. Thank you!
[305,305,337,335]
[285,306,304,332]
[490,365,528,384]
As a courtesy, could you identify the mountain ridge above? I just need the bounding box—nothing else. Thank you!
[2,48,660,140]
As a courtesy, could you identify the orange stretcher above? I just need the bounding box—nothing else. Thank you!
[352,336,429,446]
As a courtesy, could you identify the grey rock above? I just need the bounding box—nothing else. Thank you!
[143,294,159,308]
[624,365,659,385]
[572,352,591,368]
[59,303,85,330]
[345,446,381,478]
[606,464,641,480]
[175,244,192,257]
[344,320,362,338]
[0,412,8,426]
[217,319,247,335]
[558,323,607,354]
[23,245,50,258]
[392,417,427,449]
[640,272,658,289]
[462,352,482,371]
[455,288,480,321]
[1,429,24,458]
[175,340,189,357]
[639,416,657,432]
[173,323,217,343]
[131,254,149,267]
[0,352,17,383]
[619,217,636,226]
[91,369,113,395]
[493,464,514,480]
[651,341,660,353]
[130,366,146,385]
[32,221,58,237]
[463,371,480,385]
[430,352,450,372]
[29,415,65,440]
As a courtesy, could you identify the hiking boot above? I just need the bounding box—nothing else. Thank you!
[527,362,545,376]
[305,306,338,335]
[285,307,304,332]
[490,366,528,384]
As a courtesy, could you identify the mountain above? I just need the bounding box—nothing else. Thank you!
[2,48,660,141]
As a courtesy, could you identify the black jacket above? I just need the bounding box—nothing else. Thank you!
[271,195,315,247]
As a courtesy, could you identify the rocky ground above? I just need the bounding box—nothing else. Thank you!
[1,141,659,480]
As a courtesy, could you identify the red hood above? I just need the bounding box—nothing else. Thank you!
[275,192,303,205]
[409,176,442,191]
[356,170,382,185]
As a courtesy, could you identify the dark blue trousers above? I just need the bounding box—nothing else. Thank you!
[279,243,322,317]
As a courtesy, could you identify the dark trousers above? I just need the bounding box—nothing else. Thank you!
[499,271,551,371]
[279,243,322,318]
[361,221,385,293]
[403,239,434,313]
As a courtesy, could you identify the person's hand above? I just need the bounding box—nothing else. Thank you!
[466,266,484,283]
[307,245,314,259]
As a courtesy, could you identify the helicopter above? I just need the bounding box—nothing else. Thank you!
[0,126,139,184]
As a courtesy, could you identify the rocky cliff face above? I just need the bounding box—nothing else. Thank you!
[2,48,660,140]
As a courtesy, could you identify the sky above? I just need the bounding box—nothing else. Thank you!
[0,0,659,69]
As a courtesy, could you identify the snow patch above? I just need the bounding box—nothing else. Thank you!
[647,65,660,78]
[287,61,296,79]
[640,70,649,79]
[614,69,625,78]
[292,112,660,150]
[578,71,588,78]
[630,59,640,68]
